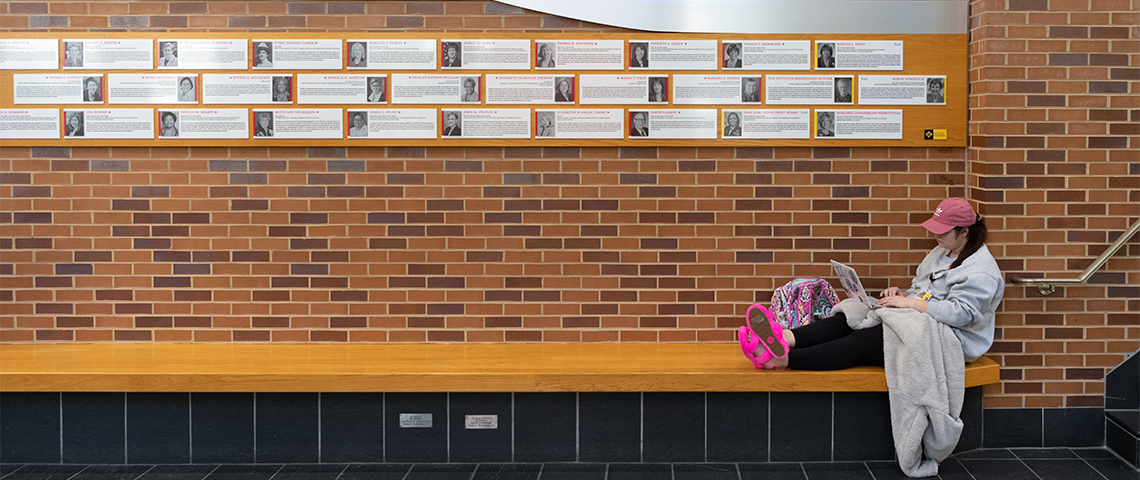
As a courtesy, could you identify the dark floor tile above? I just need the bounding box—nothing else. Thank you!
[204,465,280,480]
[385,393,448,463]
[770,392,832,462]
[404,464,476,480]
[865,461,931,480]
[135,465,216,480]
[1087,458,1140,480]
[1010,448,1078,459]
[955,459,1039,480]
[449,393,513,463]
[1022,458,1106,480]
[0,393,61,463]
[953,448,1016,459]
[800,462,873,479]
[738,463,807,480]
[578,393,641,462]
[1,465,87,480]
[190,393,254,463]
[320,393,383,463]
[1075,447,1118,459]
[514,393,576,462]
[833,392,893,461]
[336,464,411,480]
[71,465,151,480]
[1,465,24,479]
[933,458,976,480]
[533,463,605,480]
[470,463,541,480]
[267,464,344,480]
[62,393,126,464]
[672,463,738,480]
[255,394,319,464]
[643,392,705,462]
[707,392,768,462]
[606,463,672,480]
[127,393,190,464]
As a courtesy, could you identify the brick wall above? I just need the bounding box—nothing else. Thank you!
[0,0,1137,409]
[968,0,1139,408]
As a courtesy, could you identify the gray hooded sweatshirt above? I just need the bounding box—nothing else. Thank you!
[906,244,1004,362]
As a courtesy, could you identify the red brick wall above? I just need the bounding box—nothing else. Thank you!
[0,1,1137,409]
[968,0,1139,408]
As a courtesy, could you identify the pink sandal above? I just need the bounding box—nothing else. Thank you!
[745,304,789,359]
[738,326,777,369]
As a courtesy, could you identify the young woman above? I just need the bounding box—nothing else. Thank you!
[741,197,1004,370]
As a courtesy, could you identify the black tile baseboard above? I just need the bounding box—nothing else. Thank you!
[0,388,1103,465]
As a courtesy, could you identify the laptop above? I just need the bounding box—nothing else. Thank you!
[830,260,881,309]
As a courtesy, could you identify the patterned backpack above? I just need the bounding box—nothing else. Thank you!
[770,277,840,329]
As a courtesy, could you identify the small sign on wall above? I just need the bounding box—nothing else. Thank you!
[399,413,432,428]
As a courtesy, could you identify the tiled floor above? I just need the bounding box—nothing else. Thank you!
[1,448,1135,480]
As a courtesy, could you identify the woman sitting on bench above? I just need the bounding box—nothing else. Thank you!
[742,197,1004,370]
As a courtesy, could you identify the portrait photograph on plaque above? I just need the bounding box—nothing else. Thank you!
[159,111,179,137]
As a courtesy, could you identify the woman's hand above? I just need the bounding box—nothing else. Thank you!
[876,294,929,313]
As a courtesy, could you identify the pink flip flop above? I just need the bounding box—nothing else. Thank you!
[745,304,789,359]
[739,326,776,369]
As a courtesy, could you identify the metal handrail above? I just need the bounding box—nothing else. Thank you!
[1011,217,1140,295]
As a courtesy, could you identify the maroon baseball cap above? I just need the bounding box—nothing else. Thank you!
[922,198,977,234]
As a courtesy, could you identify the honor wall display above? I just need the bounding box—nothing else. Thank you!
[0,33,965,147]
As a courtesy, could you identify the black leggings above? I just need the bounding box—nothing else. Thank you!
[787,312,885,370]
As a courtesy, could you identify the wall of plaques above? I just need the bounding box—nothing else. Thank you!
[0,33,965,147]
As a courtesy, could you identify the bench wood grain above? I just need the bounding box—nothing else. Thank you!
[0,344,1000,393]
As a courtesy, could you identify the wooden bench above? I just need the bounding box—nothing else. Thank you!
[0,343,999,393]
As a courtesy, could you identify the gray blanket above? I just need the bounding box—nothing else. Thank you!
[832,298,965,478]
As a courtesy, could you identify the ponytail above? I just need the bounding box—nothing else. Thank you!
[949,215,987,270]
